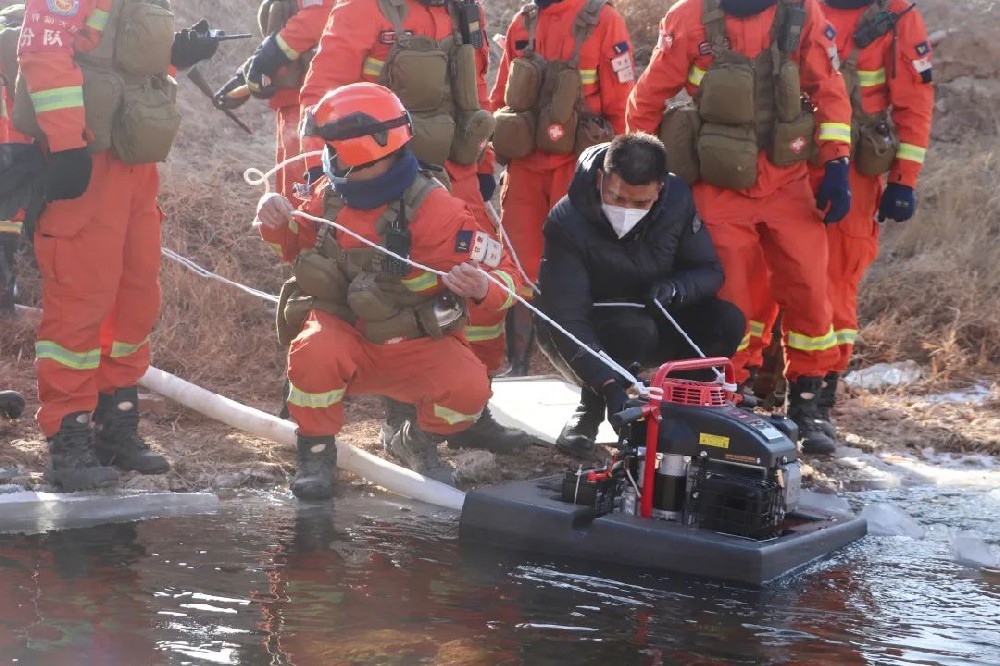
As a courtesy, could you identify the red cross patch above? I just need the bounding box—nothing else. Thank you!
[790,136,807,154]
[547,124,565,141]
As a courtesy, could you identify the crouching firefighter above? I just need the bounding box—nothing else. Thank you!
[257,83,497,497]
[13,0,220,491]
[537,134,746,457]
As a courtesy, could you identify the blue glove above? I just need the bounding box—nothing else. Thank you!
[244,35,290,96]
[478,173,497,202]
[878,183,916,223]
[815,158,851,224]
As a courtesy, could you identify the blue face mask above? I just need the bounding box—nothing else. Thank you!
[324,147,420,210]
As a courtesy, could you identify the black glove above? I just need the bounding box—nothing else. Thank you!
[649,279,686,309]
[213,71,250,110]
[244,35,291,97]
[171,19,218,70]
[478,173,497,202]
[878,183,916,223]
[0,143,46,220]
[46,148,92,202]
[600,380,630,432]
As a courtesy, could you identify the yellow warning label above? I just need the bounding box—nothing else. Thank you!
[699,433,730,449]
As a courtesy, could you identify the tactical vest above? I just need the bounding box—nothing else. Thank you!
[257,0,315,91]
[660,0,816,189]
[492,0,615,163]
[368,0,494,167]
[276,169,469,346]
[12,0,179,164]
[838,0,898,176]
[0,4,23,119]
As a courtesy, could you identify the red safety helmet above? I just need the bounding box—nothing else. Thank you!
[302,83,413,169]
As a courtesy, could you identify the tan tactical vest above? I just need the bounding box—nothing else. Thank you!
[660,0,815,189]
[368,0,494,167]
[276,170,469,346]
[492,0,615,163]
[11,0,179,164]
[0,4,23,113]
[838,0,898,175]
[257,0,315,91]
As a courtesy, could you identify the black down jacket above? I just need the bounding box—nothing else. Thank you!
[537,143,725,388]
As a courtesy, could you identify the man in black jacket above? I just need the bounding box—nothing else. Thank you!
[537,133,745,457]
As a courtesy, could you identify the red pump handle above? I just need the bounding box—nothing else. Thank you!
[650,357,735,388]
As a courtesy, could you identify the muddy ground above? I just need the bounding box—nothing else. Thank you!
[2,348,997,497]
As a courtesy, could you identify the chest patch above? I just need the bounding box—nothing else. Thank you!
[379,29,415,45]
[470,231,502,268]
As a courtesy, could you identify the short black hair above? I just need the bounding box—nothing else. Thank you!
[602,132,668,186]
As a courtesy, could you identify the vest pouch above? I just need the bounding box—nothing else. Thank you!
[697,123,758,190]
[362,312,424,345]
[535,106,577,155]
[0,24,19,100]
[115,1,175,77]
[293,249,349,303]
[258,0,296,37]
[769,111,815,167]
[451,43,480,112]
[347,272,401,322]
[855,115,898,176]
[775,60,802,123]
[574,111,614,156]
[408,110,455,167]
[111,75,180,164]
[504,55,544,112]
[450,109,495,166]
[385,37,449,112]
[493,107,536,162]
[659,99,702,185]
[540,61,581,125]
[697,61,755,125]
[276,278,311,346]
[81,64,124,155]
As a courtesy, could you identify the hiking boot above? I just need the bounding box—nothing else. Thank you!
[94,387,170,474]
[816,371,839,439]
[788,376,838,455]
[45,412,119,492]
[0,390,25,420]
[555,388,605,458]
[291,434,337,501]
[378,397,417,450]
[447,406,534,453]
[385,420,454,486]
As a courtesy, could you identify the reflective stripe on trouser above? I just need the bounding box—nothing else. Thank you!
[731,247,780,371]
[467,305,506,375]
[499,157,576,285]
[275,104,303,200]
[693,176,838,382]
[34,152,162,436]
[286,310,492,436]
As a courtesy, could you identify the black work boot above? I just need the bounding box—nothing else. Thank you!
[500,304,535,377]
[378,397,417,450]
[385,420,454,486]
[555,388,605,458]
[788,376,838,455]
[447,406,535,453]
[45,412,119,492]
[817,371,839,439]
[291,434,337,500]
[94,387,170,474]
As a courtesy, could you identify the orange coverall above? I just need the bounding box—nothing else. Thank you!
[489,0,634,284]
[260,182,505,436]
[18,0,164,437]
[299,0,522,373]
[626,0,853,383]
[267,0,333,199]
[742,0,934,373]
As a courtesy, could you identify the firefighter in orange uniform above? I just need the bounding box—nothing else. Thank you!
[215,0,334,199]
[298,0,533,452]
[490,0,635,375]
[626,0,854,453]
[257,83,499,496]
[15,0,219,489]
[741,0,933,443]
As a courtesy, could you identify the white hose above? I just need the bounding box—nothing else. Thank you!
[139,367,466,511]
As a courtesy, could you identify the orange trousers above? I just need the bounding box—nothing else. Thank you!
[275,104,303,199]
[286,310,492,437]
[741,167,882,374]
[34,153,161,436]
[693,176,837,383]
[499,157,576,284]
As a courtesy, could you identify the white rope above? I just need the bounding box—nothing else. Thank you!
[161,247,279,304]
[243,150,326,194]
[485,201,539,295]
